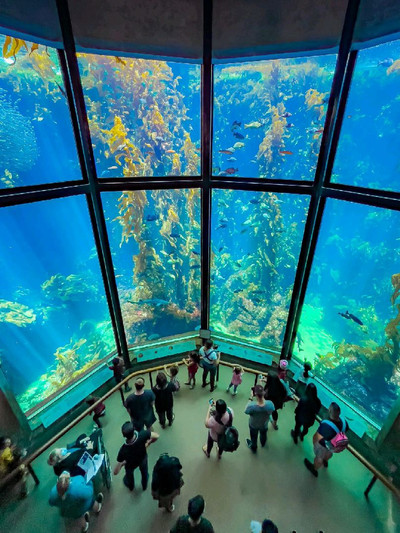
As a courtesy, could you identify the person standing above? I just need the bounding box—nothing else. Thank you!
[250,518,279,533]
[108,356,131,392]
[151,453,183,512]
[114,421,159,491]
[152,372,177,428]
[291,383,321,444]
[170,494,214,533]
[49,472,103,533]
[304,402,349,477]
[125,377,156,431]
[182,351,201,389]
[263,372,287,430]
[85,396,106,428]
[226,365,244,396]
[245,385,275,452]
[200,340,219,392]
[202,399,233,459]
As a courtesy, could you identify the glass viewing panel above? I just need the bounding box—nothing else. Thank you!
[78,54,201,178]
[210,190,309,349]
[213,54,336,180]
[0,197,115,412]
[333,40,400,191]
[0,34,81,188]
[103,189,201,345]
[295,199,400,428]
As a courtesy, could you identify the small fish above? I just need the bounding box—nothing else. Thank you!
[286,123,295,128]
[250,198,261,204]
[170,233,180,238]
[224,167,238,174]
[165,149,176,154]
[146,214,158,222]
[244,121,263,129]
[338,310,364,326]
[378,58,394,67]
[280,112,292,118]
[279,150,293,155]
[235,261,242,267]
[148,333,160,341]
[219,149,234,155]
[190,264,201,269]
[191,250,200,255]
[227,157,237,162]
[233,289,243,293]
[233,142,245,149]
[314,129,324,134]
[231,120,241,129]
[218,246,224,252]
[216,223,227,230]
[233,132,245,139]
[107,166,118,170]
[240,229,248,234]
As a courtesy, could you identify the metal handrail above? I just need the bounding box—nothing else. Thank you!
[1,360,399,501]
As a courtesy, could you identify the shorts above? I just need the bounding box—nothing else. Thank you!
[313,442,333,462]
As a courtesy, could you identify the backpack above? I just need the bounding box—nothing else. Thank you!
[217,410,240,453]
[323,418,349,453]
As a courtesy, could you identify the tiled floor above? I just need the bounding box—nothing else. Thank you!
[0,365,399,532]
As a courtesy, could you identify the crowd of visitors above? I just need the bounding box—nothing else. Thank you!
[1,339,348,532]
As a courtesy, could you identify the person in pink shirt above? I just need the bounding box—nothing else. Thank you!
[202,399,234,459]
[226,366,244,396]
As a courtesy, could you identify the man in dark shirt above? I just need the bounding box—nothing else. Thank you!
[125,377,156,431]
[304,402,349,477]
[114,421,159,491]
[170,494,214,533]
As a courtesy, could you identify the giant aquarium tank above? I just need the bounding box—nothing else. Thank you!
[0,4,400,454]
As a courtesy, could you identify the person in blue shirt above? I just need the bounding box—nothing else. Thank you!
[49,472,103,532]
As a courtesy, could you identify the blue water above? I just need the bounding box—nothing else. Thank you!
[1,33,400,429]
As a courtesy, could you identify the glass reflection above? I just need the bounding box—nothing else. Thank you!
[213,55,336,180]
[78,54,201,178]
[0,34,81,188]
[0,197,115,412]
[103,189,201,344]
[210,190,308,348]
[295,199,400,427]
[333,40,400,191]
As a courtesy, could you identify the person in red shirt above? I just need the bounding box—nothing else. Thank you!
[182,351,201,389]
[85,396,106,428]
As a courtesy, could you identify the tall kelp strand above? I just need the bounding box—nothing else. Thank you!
[77,54,200,178]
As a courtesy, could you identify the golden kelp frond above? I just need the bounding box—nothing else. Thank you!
[2,36,28,63]
[29,50,57,87]
[182,132,200,175]
[305,88,328,109]
[1,169,18,188]
[0,299,36,327]
[257,106,286,162]
[387,59,400,75]
[171,153,181,174]
[116,190,148,244]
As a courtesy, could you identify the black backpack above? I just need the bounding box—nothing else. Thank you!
[217,409,240,453]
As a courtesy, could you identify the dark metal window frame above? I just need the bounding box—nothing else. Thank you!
[2,0,400,377]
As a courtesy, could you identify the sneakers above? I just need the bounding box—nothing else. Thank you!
[232,391,237,396]
[202,382,209,388]
[300,433,305,442]
[167,504,175,512]
[304,458,318,477]
[95,493,104,513]
[246,438,256,453]
[169,414,175,426]
[291,430,298,445]
[323,460,329,468]
[226,387,230,392]
[142,474,149,491]
[82,512,90,532]
[210,385,217,392]
[202,445,210,458]
[184,382,191,386]
[271,421,279,430]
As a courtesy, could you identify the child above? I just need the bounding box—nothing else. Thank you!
[164,364,180,391]
[182,351,201,389]
[226,366,244,396]
[278,359,294,401]
[295,361,313,397]
[85,396,106,428]
[108,356,131,392]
